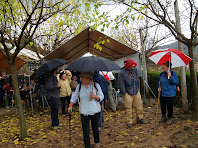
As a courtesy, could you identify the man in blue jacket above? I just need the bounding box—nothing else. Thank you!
[118,59,145,127]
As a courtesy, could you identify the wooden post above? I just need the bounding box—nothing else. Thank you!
[174,0,188,112]
[139,29,149,102]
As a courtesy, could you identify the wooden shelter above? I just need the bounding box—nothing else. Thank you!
[45,27,138,63]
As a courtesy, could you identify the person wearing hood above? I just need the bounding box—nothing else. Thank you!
[118,59,145,127]
[45,68,61,130]
[59,70,72,116]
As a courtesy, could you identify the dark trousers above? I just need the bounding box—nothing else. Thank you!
[49,97,59,127]
[81,113,100,148]
[160,96,174,118]
[60,96,71,114]
[98,101,104,128]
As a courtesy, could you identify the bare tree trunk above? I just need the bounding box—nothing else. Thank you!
[174,0,188,112]
[9,61,28,138]
[139,29,149,101]
[188,45,198,120]
[179,51,188,112]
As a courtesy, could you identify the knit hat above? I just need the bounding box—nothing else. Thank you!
[79,72,93,80]
[124,59,137,69]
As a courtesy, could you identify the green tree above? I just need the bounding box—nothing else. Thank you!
[0,0,103,138]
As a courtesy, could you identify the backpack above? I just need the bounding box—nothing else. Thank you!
[101,71,110,82]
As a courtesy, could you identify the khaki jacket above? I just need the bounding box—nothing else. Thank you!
[59,70,72,97]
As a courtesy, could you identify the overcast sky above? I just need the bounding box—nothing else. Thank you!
[96,1,197,46]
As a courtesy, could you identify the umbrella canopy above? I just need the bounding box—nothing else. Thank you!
[66,56,121,72]
[34,59,67,78]
[149,48,192,68]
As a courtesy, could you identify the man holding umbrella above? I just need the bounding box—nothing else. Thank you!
[118,59,145,127]
[34,59,67,130]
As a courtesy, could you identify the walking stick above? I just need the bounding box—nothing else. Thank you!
[101,105,115,122]
[69,112,72,148]
[91,76,114,122]
[156,82,160,122]
[155,92,160,122]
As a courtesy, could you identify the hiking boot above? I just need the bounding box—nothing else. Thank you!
[127,123,133,127]
[53,126,58,130]
[159,115,167,123]
[137,119,145,124]
[94,143,100,148]
[98,127,102,132]
[166,118,173,125]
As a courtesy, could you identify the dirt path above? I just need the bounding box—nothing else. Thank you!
[0,105,198,148]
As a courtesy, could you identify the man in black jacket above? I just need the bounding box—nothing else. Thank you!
[45,68,61,130]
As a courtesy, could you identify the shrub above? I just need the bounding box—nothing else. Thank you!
[147,70,198,109]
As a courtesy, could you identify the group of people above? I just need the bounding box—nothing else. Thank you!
[43,58,179,148]
[0,58,179,148]
[0,77,40,110]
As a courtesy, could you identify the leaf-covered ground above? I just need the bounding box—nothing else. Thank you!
[0,103,198,148]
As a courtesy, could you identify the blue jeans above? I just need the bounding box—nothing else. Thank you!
[81,113,100,148]
[49,97,59,127]
[98,101,104,128]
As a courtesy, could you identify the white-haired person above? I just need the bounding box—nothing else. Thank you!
[68,72,104,148]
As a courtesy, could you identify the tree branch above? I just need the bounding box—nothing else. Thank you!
[131,1,190,43]
[192,10,198,39]
[16,0,41,51]
[13,0,44,59]
[18,0,30,16]
[7,1,18,46]
[156,0,166,20]
[189,0,194,34]
[0,30,10,60]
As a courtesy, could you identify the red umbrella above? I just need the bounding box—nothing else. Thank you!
[149,48,192,68]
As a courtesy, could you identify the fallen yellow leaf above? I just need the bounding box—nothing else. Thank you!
[140,131,144,134]
[187,119,192,123]
[42,135,47,139]
[14,138,19,145]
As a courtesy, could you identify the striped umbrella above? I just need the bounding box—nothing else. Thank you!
[149,48,192,68]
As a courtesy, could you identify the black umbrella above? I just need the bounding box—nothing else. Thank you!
[66,56,121,72]
[34,59,68,79]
